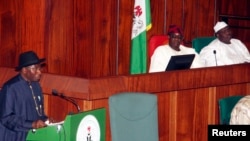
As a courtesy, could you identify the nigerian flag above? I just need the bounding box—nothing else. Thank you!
[130,0,152,74]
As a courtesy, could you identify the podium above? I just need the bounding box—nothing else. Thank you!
[26,108,106,141]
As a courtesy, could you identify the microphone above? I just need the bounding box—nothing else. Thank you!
[52,89,81,113]
[213,50,218,66]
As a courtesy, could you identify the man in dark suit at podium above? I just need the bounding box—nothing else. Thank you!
[0,51,51,141]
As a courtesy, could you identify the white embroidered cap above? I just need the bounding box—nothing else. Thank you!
[214,21,228,33]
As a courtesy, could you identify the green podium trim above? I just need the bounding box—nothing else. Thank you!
[26,108,106,141]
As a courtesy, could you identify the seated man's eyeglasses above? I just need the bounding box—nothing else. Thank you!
[169,34,183,40]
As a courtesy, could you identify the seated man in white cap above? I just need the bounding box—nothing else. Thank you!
[199,21,250,67]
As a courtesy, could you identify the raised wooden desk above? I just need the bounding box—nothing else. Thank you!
[0,64,250,141]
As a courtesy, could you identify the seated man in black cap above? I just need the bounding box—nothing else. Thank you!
[0,50,51,141]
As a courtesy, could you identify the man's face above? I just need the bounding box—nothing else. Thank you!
[217,26,232,44]
[22,64,43,82]
[168,33,183,50]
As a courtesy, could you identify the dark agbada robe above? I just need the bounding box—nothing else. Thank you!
[0,74,47,141]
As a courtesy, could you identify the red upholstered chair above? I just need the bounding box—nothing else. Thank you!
[148,35,168,58]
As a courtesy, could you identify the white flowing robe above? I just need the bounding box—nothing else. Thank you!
[149,44,205,73]
[230,95,250,125]
[200,38,250,67]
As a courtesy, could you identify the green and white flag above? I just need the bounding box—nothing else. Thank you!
[130,0,152,74]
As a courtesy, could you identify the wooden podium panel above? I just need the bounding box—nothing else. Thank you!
[0,64,250,141]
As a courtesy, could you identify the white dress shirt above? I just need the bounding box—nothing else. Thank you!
[149,44,205,73]
[200,38,250,67]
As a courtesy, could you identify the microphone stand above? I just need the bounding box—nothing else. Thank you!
[213,50,218,66]
[52,89,81,113]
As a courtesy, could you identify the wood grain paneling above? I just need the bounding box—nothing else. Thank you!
[1,0,249,77]
[0,0,219,78]
[217,0,250,43]
[1,1,250,140]
[1,64,250,141]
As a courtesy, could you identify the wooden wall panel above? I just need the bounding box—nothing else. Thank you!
[45,0,75,75]
[0,0,20,67]
[0,0,248,77]
[31,78,250,141]
[1,64,250,141]
[86,0,118,77]
[87,84,249,141]
[218,0,250,16]
[187,0,216,38]
[116,0,133,75]
[148,0,166,35]
[73,0,93,77]
[0,0,219,78]
[217,0,250,44]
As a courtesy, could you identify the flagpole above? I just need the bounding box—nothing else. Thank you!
[116,0,120,75]
[164,0,167,34]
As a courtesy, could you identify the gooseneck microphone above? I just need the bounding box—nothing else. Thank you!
[52,89,81,113]
[213,50,218,66]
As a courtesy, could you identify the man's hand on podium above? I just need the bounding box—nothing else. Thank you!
[32,120,47,129]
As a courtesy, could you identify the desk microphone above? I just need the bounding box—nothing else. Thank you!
[213,50,218,66]
[52,89,81,113]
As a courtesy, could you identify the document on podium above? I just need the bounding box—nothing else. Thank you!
[45,120,64,126]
